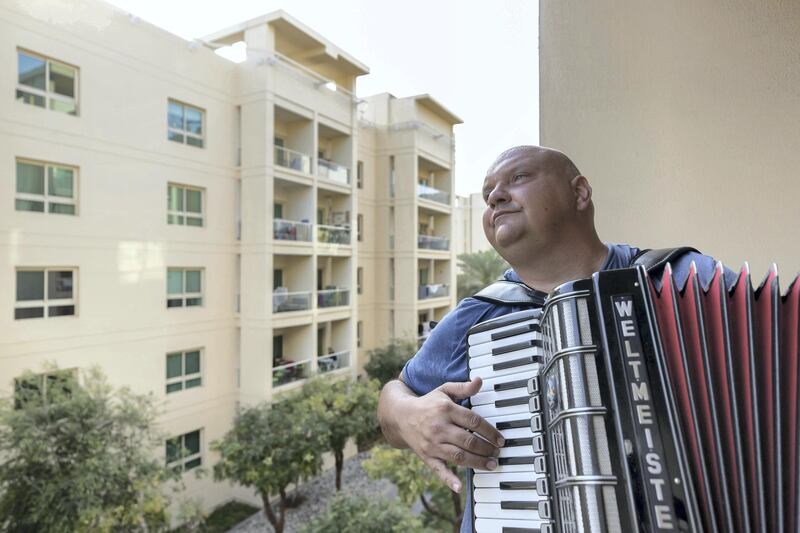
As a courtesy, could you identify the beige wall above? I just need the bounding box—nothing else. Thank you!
[454,192,492,262]
[539,0,800,280]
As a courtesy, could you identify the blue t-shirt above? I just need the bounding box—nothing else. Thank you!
[400,243,734,533]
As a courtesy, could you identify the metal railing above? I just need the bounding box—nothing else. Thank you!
[317,224,351,244]
[272,358,310,387]
[273,290,312,313]
[274,218,312,242]
[317,288,350,308]
[418,234,449,250]
[317,157,350,184]
[418,284,449,300]
[274,145,311,174]
[317,350,350,374]
[416,184,450,205]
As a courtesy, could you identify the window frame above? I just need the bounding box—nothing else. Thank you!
[16,48,79,116]
[166,429,203,473]
[166,267,204,308]
[167,183,205,227]
[14,267,78,320]
[357,267,363,294]
[357,320,362,348]
[15,158,79,215]
[167,99,205,148]
[14,368,79,409]
[165,348,203,394]
[356,160,363,189]
[357,214,363,242]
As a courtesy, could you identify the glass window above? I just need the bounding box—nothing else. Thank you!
[15,268,77,320]
[165,349,202,394]
[167,100,204,148]
[17,50,78,115]
[357,214,363,242]
[166,430,202,473]
[166,268,203,308]
[357,160,363,189]
[14,369,77,409]
[167,184,204,227]
[357,321,362,348]
[15,160,77,215]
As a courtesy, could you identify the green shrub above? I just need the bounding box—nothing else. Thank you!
[300,494,425,533]
[364,338,418,386]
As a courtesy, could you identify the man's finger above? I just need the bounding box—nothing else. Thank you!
[438,377,482,402]
[449,404,505,447]
[439,444,498,472]
[422,456,463,493]
[444,427,501,458]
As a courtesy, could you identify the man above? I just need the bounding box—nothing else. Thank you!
[377,145,733,532]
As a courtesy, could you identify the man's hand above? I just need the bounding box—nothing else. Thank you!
[379,377,505,493]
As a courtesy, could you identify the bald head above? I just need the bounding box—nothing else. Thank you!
[486,145,581,185]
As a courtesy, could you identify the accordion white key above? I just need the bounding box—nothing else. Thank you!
[467,263,800,533]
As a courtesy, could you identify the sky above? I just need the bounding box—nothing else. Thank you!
[103,0,540,196]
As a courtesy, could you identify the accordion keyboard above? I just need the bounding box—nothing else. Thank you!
[468,309,553,533]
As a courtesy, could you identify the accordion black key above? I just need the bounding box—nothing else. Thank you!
[466,263,800,533]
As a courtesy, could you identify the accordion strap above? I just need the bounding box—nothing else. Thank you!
[473,246,698,306]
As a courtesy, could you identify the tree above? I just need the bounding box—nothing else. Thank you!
[299,493,425,533]
[0,366,176,532]
[457,249,509,300]
[299,377,380,491]
[212,399,327,533]
[364,445,466,533]
[363,338,419,386]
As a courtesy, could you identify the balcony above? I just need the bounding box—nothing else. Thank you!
[272,358,310,387]
[416,184,450,205]
[318,350,350,374]
[317,158,350,185]
[418,235,449,251]
[317,288,350,308]
[274,218,312,242]
[275,145,311,174]
[317,224,351,245]
[273,290,312,313]
[418,284,449,300]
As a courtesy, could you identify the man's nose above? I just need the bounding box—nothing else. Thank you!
[486,184,511,208]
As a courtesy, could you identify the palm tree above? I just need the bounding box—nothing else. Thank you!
[457,249,509,300]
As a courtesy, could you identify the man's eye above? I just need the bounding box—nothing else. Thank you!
[513,174,527,182]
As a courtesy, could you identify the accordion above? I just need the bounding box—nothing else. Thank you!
[467,263,799,533]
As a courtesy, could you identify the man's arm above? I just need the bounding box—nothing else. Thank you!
[377,376,505,492]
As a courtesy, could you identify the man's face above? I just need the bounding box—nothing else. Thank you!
[481,149,575,256]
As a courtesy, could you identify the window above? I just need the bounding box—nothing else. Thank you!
[167,268,203,308]
[168,100,204,148]
[16,49,78,115]
[389,155,395,198]
[357,321,362,348]
[15,268,76,320]
[166,349,202,393]
[273,335,284,365]
[166,429,202,473]
[357,214,363,242]
[273,269,283,290]
[14,368,77,409]
[167,184,204,226]
[357,161,363,189]
[15,159,77,215]
[357,267,363,294]
[274,203,283,219]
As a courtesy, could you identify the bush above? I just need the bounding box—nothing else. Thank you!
[364,338,418,386]
[300,494,425,533]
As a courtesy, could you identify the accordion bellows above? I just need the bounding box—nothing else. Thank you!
[466,262,800,533]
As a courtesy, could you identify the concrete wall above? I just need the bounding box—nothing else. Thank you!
[539,0,800,280]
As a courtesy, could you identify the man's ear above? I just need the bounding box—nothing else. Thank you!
[571,175,593,211]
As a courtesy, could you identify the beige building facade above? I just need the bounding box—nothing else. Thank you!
[356,93,460,352]
[539,1,800,279]
[454,192,493,260]
[1,0,458,516]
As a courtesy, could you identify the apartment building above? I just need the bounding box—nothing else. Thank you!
[453,192,493,260]
[0,0,463,516]
[357,94,460,353]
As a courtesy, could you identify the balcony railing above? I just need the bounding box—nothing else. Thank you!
[273,290,312,313]
[272,358,310,387]
[274,218,312,242]
[418,283,449,300]
[318,350,350,374]
[418,234,449,250]
[416,184,450,205]
[274,145,311,174]
[317,224,351,244]
[317,288,350,308]
[317,158,350,184]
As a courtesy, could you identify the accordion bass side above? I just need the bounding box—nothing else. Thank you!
[467,263,800,533]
